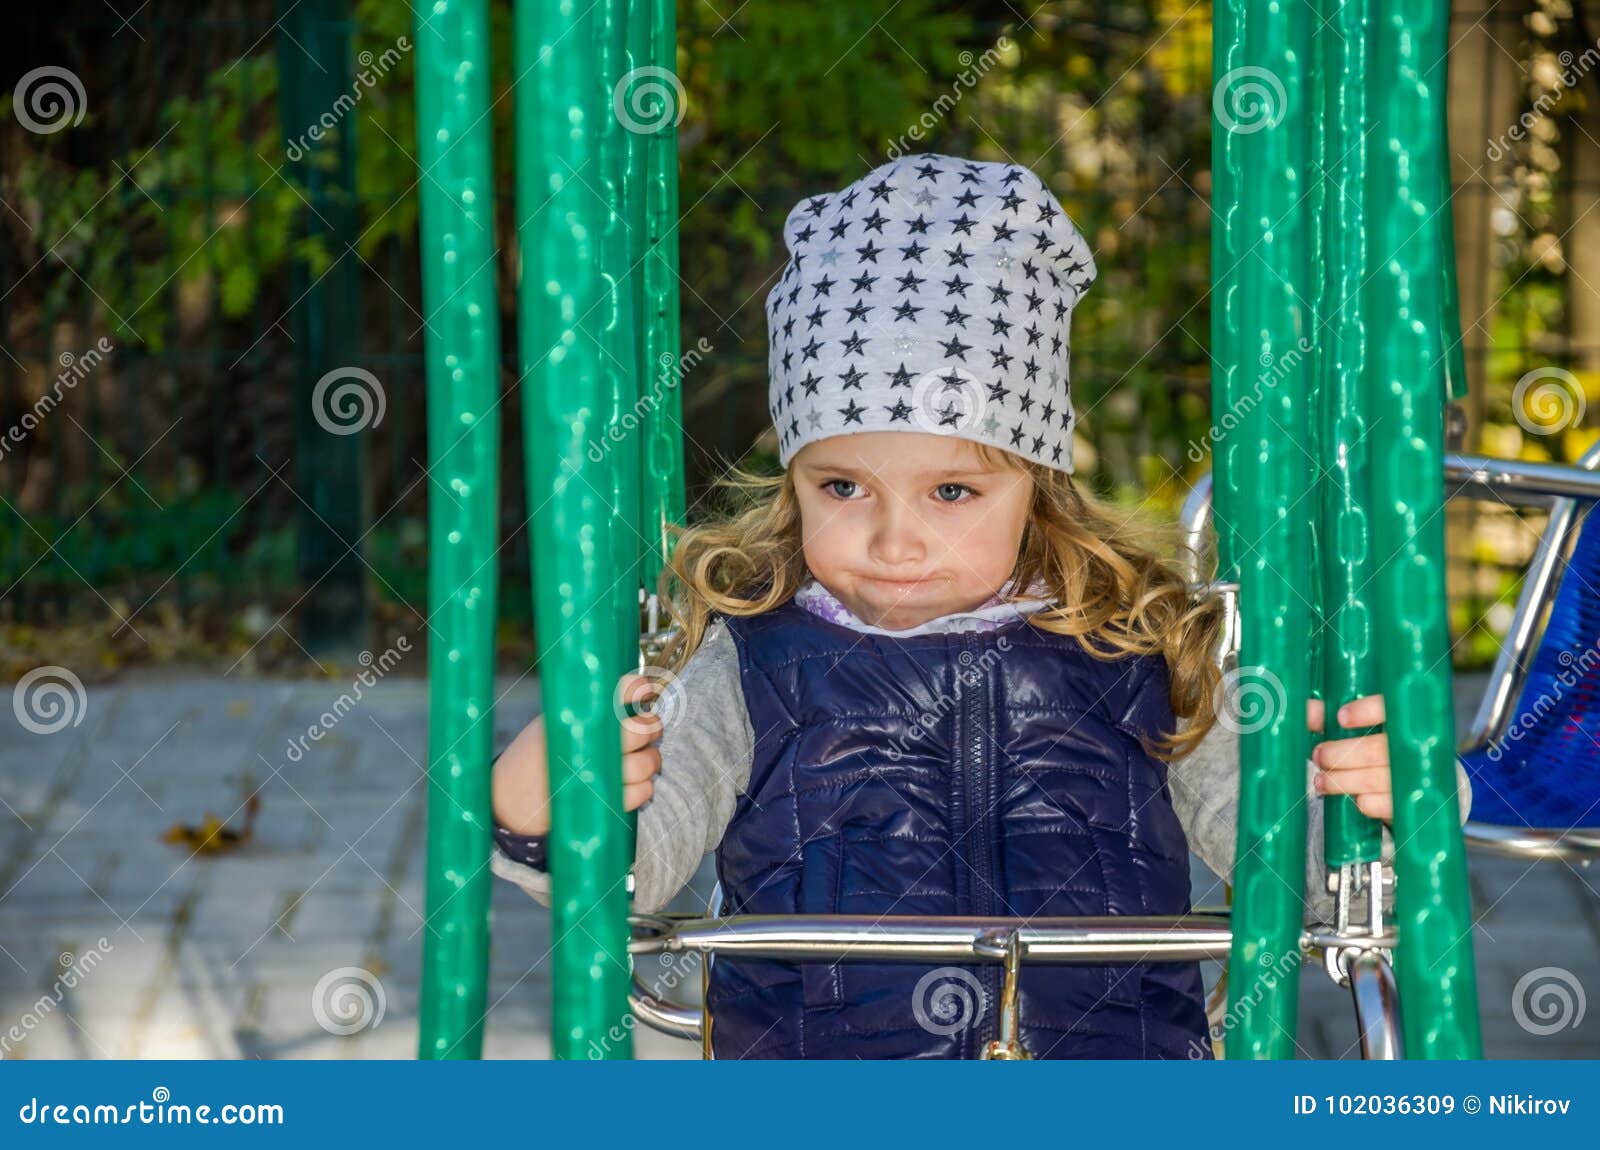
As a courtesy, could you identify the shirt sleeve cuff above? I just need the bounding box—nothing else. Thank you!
[493,823,548,871]
[490,824,637,903]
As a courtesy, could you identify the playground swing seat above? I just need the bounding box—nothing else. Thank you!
[417,0,1484,1060]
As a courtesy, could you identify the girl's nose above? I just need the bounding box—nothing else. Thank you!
[869,501,927,566]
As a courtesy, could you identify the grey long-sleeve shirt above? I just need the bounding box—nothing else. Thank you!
[492,619,1473,923]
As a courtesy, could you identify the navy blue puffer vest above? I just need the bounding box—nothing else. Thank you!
[707,600,1211,1060]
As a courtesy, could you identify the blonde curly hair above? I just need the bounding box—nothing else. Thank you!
[654,442,1225,761]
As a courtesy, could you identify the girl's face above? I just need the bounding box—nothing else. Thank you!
[791,432,1035,631]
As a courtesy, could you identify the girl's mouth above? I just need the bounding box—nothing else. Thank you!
[863,575,937,593]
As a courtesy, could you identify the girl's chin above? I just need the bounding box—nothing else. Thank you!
[853,592,948,631]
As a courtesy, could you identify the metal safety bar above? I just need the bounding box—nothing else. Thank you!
[1347,950,1404,1060]
[624,909,1403,1054]
[1447,450,1600,507]
[630,912,1240,963]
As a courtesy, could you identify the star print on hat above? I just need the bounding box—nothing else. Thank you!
[764,152,1096,473]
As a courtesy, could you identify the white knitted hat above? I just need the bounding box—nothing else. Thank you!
[765,152,1096,473]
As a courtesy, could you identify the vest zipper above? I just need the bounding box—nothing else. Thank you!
[961,630,1002,1056]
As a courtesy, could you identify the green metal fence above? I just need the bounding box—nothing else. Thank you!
[1,2,446,654]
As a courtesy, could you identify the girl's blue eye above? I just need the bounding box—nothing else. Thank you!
[822,480,973,502]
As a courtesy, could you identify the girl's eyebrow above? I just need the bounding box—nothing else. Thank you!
[801,462,994,480]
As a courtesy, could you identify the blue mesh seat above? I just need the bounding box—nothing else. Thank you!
[1461,509,1600,828]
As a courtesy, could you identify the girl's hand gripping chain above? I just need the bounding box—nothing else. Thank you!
[490,673,665,836]
[1308,693,1396,823]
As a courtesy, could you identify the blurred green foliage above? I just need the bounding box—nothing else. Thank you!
[6,0,1599,673]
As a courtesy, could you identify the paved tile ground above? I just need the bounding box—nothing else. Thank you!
[0,669,1594,1060]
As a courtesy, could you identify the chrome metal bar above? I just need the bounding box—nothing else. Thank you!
[627,975,701,1041]
[1347,949,1403,1060]
[1460,442,1600,749]
[1182,450,1600,861]
[1181,452,1600,551]
[632,913,1236,963]
[1452,444,1600,862]
[1304,927,1399,951]
[1462,822,1600,860]
[1464,495,1583,750]
[1179,472,1215,587]
[626,912,1421,1045]
[1444,450,1600,505]
[1177,474,1240,676]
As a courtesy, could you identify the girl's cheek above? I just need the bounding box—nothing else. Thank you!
[962,513,1027,573]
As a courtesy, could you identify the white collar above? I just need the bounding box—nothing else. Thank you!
[792,576,1054,638]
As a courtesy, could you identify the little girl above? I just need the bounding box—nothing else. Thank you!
[489,153,1473,1060]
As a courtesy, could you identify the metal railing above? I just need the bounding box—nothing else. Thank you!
[623,899,1404,1058]
[1180,446,1600,863]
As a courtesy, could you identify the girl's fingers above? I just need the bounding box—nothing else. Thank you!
[1314,763,1393,821]
[1354,793,1392,822]
[1308,693,1386,734]
[622,746,661,785]
[618,672,665,746]
[617,672,660,707]
[621,710,663,752]
[1314,764,1389,798]
[1311,730,1388,770]
[1335,692,1386,730]
[1311,694,1393,824]
[623,778,655,812]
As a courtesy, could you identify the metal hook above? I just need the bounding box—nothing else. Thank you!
[976,929,1031,1060]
